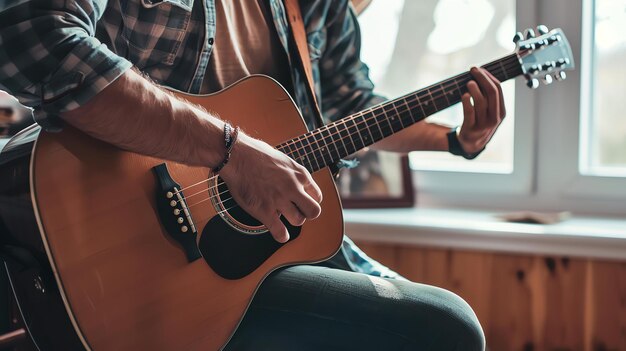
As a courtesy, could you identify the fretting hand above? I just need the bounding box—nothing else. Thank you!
[458,67,507,154]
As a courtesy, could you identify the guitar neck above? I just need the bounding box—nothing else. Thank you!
[277,53,523,173]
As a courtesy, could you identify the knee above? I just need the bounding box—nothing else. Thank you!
[430,288,485,351]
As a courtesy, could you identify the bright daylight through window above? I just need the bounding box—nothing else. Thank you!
[580,0,626,177]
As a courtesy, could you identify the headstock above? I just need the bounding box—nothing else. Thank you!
[513,25,575,89]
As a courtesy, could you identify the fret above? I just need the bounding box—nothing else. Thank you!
[346,116,366,151]
[451,78,462,101]
[332,122,349,157]
[428,89,440,113]
[283,141,303,169]
[399,98,416,124]
[498,59,509,80]
[336,118,356,155]
[339,117,358,156]
[381,103,395,135]
[370,109,385,141]
[441,83,451,105]
[356,112,375,145]
[315,128,332,165]
[417,90,438,116]
[319,126,341,162]
[410,93,427,119]
[378,104,396,135]
[292,138,311,171]
[301,136,322,171]
[392,102,407,129]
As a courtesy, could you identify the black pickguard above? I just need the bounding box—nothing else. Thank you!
[198,212,301,280]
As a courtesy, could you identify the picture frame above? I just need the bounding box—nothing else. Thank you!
[336,149,415,208]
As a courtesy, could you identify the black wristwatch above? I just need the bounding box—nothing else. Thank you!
[446,126,484,160]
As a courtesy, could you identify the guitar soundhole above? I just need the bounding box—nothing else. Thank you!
[211,176,266,233]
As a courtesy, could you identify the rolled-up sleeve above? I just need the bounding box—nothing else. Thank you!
[0,0,132,128]
[319,1,386,123]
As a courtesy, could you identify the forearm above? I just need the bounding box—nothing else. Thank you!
[371,121,450,153]
[61,69,226,167]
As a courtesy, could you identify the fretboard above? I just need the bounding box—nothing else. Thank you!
[277,53,523,173]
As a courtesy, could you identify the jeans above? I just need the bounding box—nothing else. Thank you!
[225,264,485,350]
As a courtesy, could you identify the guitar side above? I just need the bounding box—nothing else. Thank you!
[14,76,343,350]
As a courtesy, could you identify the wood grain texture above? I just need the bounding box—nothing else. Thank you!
[354,240,626,351]
[30,76,344,351]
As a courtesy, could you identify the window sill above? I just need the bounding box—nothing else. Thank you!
[343,208,626,261]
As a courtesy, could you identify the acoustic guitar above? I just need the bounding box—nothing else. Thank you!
[0,26,574,350]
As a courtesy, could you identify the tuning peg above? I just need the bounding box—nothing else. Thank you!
[525,28,536,39]
[528,65,540,75]
[543,74,553,85]
[527,78,540,89]
[536,25,549,35]
[555,71,567,81]
[542,61,555,71]
[555,58,570,67]
[513,32,524,43]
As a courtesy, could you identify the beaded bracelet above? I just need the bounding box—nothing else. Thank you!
[212,122,239,173]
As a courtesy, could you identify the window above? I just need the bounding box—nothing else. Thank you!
[580,0,626,176]
[357,0,626,215]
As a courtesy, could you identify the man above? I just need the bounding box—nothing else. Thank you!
[0,0,505,349]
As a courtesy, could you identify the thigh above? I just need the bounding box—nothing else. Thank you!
[224,265,484,351]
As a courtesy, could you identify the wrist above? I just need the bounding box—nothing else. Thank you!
[447,126,484,160]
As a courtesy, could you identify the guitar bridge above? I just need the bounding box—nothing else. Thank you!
[152,163,201,262]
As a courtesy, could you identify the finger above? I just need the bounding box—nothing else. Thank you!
[303,178,323,204]
[261,212,290,243]
[484,70,506,119]
[466,80,487,126]
[470,67,500,126]
[293,190,322,220]
[295,166,324,203]
[461,93,475,128]
[279,202,306,227]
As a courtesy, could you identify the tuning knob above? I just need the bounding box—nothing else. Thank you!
[555,58,570,67]
[528,65,540,75]
[555,71,567,81]
[527,78,540,89]
[542,61,555,71]
[525,28,536,39]
[536,25,549,35]
[543,74,553,85]
[513,32,524,43]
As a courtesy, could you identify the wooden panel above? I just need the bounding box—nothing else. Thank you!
[353,240,626,351]
[587,260,626,351]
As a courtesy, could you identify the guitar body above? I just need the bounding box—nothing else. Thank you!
[0,76,344,350]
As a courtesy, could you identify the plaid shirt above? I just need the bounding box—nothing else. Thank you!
[0,0,395,278]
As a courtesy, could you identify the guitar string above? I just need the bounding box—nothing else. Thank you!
[172,57,520,200]
[173,58,522,211]
[177,59,522,211]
